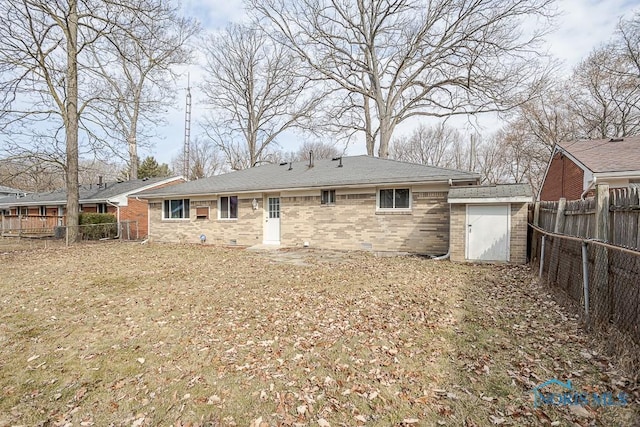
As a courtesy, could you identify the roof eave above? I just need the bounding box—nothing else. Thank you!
[137,176,479,200]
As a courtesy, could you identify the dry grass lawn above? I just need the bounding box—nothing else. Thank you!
[0,239,638,426]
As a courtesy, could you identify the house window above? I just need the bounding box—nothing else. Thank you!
[97,203,108,214]
[321,189,336,205]
[20,207,28,216]
[196,206,210,220]
[163,199,190,219]
[378,188,411,210]
[219,196,238,219]
[39,206,46,216]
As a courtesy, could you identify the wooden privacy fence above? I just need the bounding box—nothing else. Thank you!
[535,184,640,251]
[531,183,640,350]
[1,215,65,237]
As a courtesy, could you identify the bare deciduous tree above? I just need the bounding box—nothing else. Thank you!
[201,24,319,170]
[293,141,343,162]
[390,123,463,167]
[252,0,554,158]
[0,0,94,241]
[90,2,198,179]
[171,138,226,179]
[569,14,640,139]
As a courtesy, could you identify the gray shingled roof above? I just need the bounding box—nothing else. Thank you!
[0,176,181,207]
[136,155,480,198]
[558,136,640,173]
[0,185,22,195]
[448,183,532,201]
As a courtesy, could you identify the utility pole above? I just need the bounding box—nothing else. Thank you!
[183,74,192,180]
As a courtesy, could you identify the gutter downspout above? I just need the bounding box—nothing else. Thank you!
[581,176,597,200]
[433,179,454,261]
[106,199,121,239]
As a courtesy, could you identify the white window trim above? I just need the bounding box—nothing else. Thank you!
[376,188,412,212]
[218,196,239,220]
[162,199,190,220]
[321,189,336,205]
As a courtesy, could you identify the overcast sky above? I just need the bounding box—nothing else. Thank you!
[151,0,640,165]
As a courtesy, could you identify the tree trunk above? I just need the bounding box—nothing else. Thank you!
[128,133,138,179]
[377,114,392,158]
[364,94,375,156]
[65,0,80,243]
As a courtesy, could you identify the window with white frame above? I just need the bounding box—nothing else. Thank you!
[39,206,46,216]
[378,188,411,210]
[163,199,190,219]
[97,203,108,213]
[219,196,238,219]
[321,189,335,205]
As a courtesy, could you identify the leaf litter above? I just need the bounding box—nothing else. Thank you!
[0,241,637,426]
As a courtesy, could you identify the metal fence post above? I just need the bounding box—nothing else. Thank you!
[539,235,546,278]
[581,241,590,329]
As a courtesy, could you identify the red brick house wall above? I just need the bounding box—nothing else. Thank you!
[120,179,185,238]
[540,153,585,201]
[120,197,150,238]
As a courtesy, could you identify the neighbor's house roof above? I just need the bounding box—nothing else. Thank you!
[556,136,640,175]
[448,183,532,204]
[135,155,481,198]
[0,176,184,208]
[0,185,23,195]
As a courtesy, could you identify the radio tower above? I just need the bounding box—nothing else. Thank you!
[183,74,192,179]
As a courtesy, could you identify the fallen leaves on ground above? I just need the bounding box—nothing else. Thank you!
[0,241,637,426]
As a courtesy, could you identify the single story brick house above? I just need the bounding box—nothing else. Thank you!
[448,184,532,263]
[0,176,184,238]
[136,155,483,254]
[539,136,640,201]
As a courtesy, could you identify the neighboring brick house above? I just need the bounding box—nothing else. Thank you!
[0,185,23,197]
[136,155,482,254]
[448,184,532,264]
[0,176,184,238]
[539,136,640,201]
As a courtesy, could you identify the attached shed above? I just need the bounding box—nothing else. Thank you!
[448,184,532,264]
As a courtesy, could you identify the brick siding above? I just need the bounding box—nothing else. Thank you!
[540,153,584,201]
[149,185,451,254]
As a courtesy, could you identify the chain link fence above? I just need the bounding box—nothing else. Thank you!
[1,221,139,248]
[532,225,640,347]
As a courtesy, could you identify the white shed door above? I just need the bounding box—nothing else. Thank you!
[467,205,510,261]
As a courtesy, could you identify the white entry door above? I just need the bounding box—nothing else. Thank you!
[467,205,510,261]
[264,196,281,244]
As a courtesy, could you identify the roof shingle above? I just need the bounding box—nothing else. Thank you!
[558,136,640,173]
[0,177,182,207]
[448,183,532,201]
[136,155,480,198]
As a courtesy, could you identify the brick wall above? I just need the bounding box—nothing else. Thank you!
[280,189,449,253]
[449,204,466,262]
[120,198,150,238]
[449,202,529,264]
[149,195,264,246]
[148,186,451,254]
[510,203,528,264]
[540,153,584,201]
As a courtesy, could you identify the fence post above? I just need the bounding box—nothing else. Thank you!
[554,198,566,234]
[594,184,610,323]
[531,202,540,259]
[581,241,590,329]
[595,184,610,242]
[539,235,546,279]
